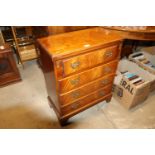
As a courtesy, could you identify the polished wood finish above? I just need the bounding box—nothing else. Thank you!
[38,27,123,60]
[58,60,118,94]
[59,75,115,105]
[37,27,123,125]
[103,26,155,41]
[104,26,155,33]
[61,84,113,116]
[33,26,93,68]
[0,44,21,87]
[56,45,119,77]
[103,26,155,57]
[47,26,68,35]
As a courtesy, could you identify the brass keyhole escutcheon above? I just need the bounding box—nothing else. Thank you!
[104,67,111,73]
[99,91,105,97]
[71,102,79,110]
[71,61,80,69]
[70,77,80,85]
[71,91,80,99]
[101,79,109,85]
[105,51,113,57]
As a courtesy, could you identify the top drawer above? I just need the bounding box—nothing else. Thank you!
[55,45,119,78]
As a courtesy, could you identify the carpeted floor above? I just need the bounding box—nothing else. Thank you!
[0,60,155,129]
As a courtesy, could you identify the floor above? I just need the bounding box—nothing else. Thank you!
[0,60,155,129]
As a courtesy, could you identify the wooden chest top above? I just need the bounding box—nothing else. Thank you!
[37,27,123,60]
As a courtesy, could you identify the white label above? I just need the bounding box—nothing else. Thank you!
[0,46,4,50]
[84,44,90,48]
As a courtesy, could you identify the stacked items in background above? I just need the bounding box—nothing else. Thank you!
[129,47,155,75]
[121,71,145,87]
[113,59,155,109]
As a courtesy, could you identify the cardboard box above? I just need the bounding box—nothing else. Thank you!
[140,46,155,55]
[129,51,155,91]
[113,59,155,109]
[129,51,155,75]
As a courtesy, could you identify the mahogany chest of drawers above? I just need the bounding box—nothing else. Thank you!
[0,44,21,87]
[37,27,123,125]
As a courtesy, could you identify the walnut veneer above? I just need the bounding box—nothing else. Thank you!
[37,27,123,125]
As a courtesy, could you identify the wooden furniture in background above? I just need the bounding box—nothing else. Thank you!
[66,26,94,32]
[0,30,5,46]
[11,26,38,67]
[0,44,21,87]
[0,27,14,47]
[33,26,94,38]
[53,26,94,34]
[103,26,155,40]
[37,27,123,125]
[103,26,155,57]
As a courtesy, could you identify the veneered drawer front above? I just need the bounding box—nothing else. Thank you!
[61,84,112,115]
[57,45,119,77]
[59,74,115,105]
[58,60,118,94]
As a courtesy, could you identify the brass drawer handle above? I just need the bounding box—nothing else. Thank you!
[70,77,80,85]
[105,51,113,57]
[104,67,111,73]
[71,91,80,99]
[99,91,105,97]
[101,79,109,85]
[71,61,80,69]
[71,102,79,110]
